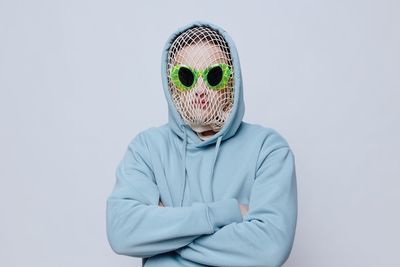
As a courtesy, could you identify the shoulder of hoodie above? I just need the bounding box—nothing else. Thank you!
[240,121,294,153]
[126,123,171,148]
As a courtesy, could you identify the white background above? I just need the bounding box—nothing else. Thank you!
[1,1,399,266]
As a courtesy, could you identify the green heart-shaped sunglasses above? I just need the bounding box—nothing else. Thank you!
[169,63,232,91]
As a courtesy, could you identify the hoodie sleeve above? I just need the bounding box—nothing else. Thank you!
[106,132,243,258]
[175,145,298,267]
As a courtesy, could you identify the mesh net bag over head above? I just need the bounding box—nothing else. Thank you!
[167,26,235,137]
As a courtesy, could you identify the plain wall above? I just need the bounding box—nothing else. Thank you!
[1,0,399,266]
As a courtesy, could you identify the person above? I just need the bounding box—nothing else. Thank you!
[106,20,298,267]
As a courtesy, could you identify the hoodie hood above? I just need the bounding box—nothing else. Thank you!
[161,20,245,148]
[161,21,245,206]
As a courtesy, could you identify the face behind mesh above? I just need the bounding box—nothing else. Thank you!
[167,26,234,134]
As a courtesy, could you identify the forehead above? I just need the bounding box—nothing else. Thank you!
[171,42,230,69]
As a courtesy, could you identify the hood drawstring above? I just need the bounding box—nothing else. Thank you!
[208,135,222,202]
[179,126,188,206]
[179,125,223,206]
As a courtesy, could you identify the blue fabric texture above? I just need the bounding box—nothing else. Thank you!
[106,20,298,267]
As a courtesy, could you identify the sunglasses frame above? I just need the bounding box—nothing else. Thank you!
[169,63,232,92]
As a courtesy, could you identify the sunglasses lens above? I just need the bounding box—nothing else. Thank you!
[178,67,195,87]
[206,66,223,87]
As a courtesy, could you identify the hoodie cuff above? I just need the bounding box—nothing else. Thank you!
[206,198,243,232]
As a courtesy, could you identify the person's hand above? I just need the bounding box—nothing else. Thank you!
[158,200,164,207]
[239,204,249,217]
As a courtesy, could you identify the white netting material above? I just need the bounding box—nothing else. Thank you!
[167,26,234,135]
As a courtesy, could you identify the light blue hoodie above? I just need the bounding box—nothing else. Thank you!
[106,20,298,267]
